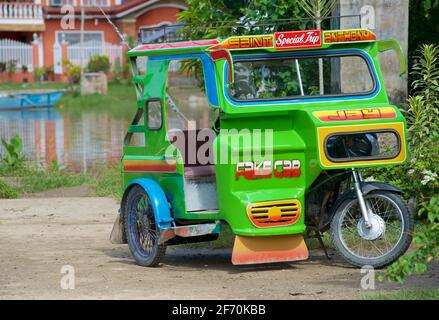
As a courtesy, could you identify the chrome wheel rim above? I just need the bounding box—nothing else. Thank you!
[338,194,404,260]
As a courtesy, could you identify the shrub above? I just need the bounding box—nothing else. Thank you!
[368,44,439,282]
[112,57,122,83]
[0,179,18,199]
[33,66,44,82]
[123,62,132,82]
[1,135,24,168]
[46,65,54,81]
[63,60,81,85]
[6,60,17,79]
[381,197,439,283]
[0,62,6,73]
[86,54,110,74]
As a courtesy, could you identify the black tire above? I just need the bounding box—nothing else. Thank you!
[330,191,413,269]
[123,185,167,267]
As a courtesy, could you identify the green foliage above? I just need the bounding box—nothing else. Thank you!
[0,62,6,73]
[178,0,308,88]
[86,54,111,74]
[302,0,337,20]
[92,164,123,200]
[1,135,24,167]
[0,178,18,199]
[20,168,91,193]
[112,58,122,83]
[63,60,82,85]
[0,160,123,199]
[380,197,439,283]
[408,1,439,82]
[33,66,45,82]
[365,288,439,300]
[367,45,439,213]
[367,44,439,283]
[56,82,136,120]
[6,60,17,76]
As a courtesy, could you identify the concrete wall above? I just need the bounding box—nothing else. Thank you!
[340,0,409,105]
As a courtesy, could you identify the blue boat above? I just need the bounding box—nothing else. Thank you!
[0,90,65,110]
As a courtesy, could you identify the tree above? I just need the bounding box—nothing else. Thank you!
[408,0,439,88]
[301,0,337,95]
[178,0,307,40]
[177,0,308,87]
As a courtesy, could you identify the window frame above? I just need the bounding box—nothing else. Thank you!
[55,31,104,45]
[323,129,401,163]
[146,98,163,131]
[227,52,377,103]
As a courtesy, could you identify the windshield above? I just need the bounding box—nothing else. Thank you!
[229,54,375,101]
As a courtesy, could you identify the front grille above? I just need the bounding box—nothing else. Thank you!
[247,199,301,228]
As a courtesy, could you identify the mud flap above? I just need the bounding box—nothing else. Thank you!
[109,214,126,244]
[231,234,309,265]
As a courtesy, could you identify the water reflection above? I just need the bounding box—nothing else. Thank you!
[0,108,129,172]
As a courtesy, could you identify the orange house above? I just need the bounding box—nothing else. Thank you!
[0,0,187,81]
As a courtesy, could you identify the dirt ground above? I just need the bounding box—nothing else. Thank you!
[0,197,437,300]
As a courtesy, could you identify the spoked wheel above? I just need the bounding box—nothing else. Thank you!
[330,191,413,268]
[124,185,166,267]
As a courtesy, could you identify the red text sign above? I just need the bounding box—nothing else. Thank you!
[274,30,322,50]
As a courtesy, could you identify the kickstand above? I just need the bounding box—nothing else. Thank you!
[307,227,331,260]
[316,230,331,260]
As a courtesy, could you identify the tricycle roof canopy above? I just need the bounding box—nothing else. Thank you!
[128,28,377,56]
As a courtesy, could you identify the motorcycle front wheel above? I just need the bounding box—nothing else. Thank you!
[330,190,414,268]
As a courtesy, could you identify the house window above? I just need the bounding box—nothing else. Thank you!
[140,23,183,44]
[50,0,110,6]
[56,32,103,45]
[81,0,110,7]
[50,0,75,6]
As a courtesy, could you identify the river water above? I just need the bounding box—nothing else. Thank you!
[0,107,130,172]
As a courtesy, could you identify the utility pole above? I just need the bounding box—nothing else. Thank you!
[80,6,85,72]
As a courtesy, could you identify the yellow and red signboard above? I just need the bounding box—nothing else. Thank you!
[209,35,274,51]
[206,29,377,53]
[274,30,322,50]
[323,29,376,44]
[313,107,397,122]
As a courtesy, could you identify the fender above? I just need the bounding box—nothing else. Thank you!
[125,178,174,230]
[328,182,403,222]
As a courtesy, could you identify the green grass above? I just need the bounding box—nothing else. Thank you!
[0,81,137,120]
[0,161,122,198]
[0,178,18,199]
[364,288,439,300]
[0,81,68,91]
[56,82,137,120]
[91,164,123,200]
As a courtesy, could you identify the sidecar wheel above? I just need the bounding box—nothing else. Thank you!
[124,185,167,267]
[330,191,413,269]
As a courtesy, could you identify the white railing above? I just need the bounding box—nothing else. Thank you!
[0,39,33,70]
[0,2,43,21]
[67,41,123,68]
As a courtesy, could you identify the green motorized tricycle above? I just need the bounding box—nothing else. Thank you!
[110,19,413,268]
